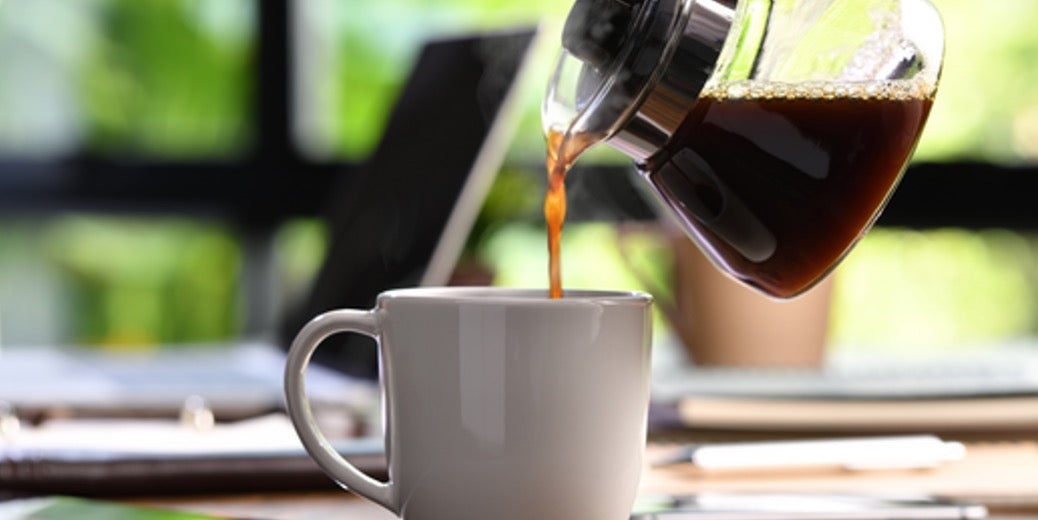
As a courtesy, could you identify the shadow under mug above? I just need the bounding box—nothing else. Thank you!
[284,287,654,520]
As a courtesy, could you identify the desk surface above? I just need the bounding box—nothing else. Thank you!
[127,492,1038,520]
[129,492,395,520]
[123,441,1038,520]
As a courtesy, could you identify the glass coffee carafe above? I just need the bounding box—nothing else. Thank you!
[544,0,944,298]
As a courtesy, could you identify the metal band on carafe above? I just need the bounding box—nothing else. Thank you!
[607,0,736,163]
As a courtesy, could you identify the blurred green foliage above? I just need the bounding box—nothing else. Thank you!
[46,217,241,348]
[299,0,568,160]
[2,0,1037,163]
[79,0,254,157]
[831,228,1038,351]
[273,218,329,315]
[0,0,252,158]
[915,0,1038,162]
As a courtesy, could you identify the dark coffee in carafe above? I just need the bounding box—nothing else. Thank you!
[542,0,944,299]
[643,79,933,298]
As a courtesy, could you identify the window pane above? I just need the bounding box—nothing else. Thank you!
[0,216,243,347]
[914,0,1038,163]
[0,0,255,159]
[831,228,1038,352]
[291,0,567,160]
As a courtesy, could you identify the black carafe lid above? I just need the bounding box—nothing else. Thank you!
[562,0,645,72]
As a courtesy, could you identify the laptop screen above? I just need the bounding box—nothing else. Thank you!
[279,28,539,378]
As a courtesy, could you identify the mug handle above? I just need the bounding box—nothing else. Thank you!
[284,309,396,513]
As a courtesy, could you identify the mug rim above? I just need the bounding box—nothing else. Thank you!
[378,286,652,306]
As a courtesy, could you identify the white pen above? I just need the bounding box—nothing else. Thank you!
[655,435,966,471]
[630,493,988,520]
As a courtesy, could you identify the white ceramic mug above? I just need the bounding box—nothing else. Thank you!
[284,287,653,520]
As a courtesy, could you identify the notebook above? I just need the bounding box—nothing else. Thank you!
[651,339,1038,434]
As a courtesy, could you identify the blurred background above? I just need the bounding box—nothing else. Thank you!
[0,0,1037,359]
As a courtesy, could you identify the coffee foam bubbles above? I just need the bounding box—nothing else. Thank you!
[704,77,935,102]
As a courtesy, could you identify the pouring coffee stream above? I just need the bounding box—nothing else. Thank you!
[543,0,943,299]
[543,0,730,298]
